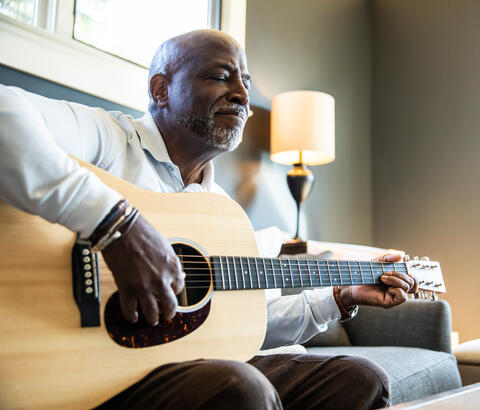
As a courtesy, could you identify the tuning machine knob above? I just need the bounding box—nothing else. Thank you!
[421,256,430,261]
[404,255,411,262]
[413,256,419,261]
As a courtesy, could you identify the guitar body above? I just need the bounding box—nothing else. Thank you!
[0,163,266,409]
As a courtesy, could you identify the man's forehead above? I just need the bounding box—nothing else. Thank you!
[202,57,249,72]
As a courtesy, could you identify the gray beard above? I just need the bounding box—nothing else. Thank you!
[175,108,245,152]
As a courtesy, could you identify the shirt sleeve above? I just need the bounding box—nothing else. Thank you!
[262,287,341,349]
[0,85,122,237]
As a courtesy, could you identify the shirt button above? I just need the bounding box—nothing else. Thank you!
[168,165,174,171]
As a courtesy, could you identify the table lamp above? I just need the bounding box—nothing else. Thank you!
[270,90,335,243]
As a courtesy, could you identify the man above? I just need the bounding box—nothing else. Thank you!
[0,29,417,409]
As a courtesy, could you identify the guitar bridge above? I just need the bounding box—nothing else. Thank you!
[72,237,101,327]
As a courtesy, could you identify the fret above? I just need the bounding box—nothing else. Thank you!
[227,256,236,290]
[347,261,353,285]
[279,259,285,288]
[372,262,383,281]
[287,259,294,287]
[223,256,231,290]
[245,258,251,288]
[272,260,282,288]
[381,262,386,281]
[370,261,375,283]
[312,260,322,287]
[306,260,313,287]
[246,257,255,289]
[218,256,225,290]
[269,258,277,288]
[238,257,245,289]
[253,257,262,289]
[326,260,333,286]
[336,261,343,286]
[296,259,303,288]
[239,257,246,289]
[233,257,243,289]
[354,261,364,285]
[262,258,269,289]
[315,260,322,287]
[270,258,278,288]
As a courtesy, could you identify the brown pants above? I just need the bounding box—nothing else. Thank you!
[96,354,390,410]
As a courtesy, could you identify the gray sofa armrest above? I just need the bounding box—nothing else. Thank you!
[342,300,452,353]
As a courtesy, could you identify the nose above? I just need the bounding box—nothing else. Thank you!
[227,78,250,107]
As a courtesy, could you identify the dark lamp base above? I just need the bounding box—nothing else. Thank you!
[280,241,308,255]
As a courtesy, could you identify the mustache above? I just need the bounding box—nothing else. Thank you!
[211,104,249,120]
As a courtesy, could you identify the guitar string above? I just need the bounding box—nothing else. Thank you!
[164,253,411,262]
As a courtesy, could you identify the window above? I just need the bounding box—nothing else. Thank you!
[0,0,245,110]
[0,0,36,24]
[73,0,219,67]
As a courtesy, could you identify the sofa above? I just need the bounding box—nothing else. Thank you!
[301,299,461,404]
[274,242,462,405]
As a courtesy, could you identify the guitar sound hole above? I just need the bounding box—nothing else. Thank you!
[103,242,212,348]
[172,243,211,307]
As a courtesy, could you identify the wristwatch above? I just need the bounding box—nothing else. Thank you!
[333,286,359,322]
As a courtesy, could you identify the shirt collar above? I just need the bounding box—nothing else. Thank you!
[132,111,172,163]
[133,111,215,190]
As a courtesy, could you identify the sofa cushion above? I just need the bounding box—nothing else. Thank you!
[303,319,352,347]
[305,346,461,405]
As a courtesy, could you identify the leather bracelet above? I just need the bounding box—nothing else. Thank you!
[91,205,135,252]
[333,286,359,322]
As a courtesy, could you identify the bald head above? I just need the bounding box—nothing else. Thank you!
[148,29,243,98]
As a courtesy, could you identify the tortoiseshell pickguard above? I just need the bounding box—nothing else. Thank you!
[104,292,211,348]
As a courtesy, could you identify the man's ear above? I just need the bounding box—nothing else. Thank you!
[150,74,169,108]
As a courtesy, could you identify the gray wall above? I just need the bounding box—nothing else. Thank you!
[372,0,480,341]
[215,0,373,244]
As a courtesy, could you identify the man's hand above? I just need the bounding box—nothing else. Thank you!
[338,254,418,309]
[101,214,184,325]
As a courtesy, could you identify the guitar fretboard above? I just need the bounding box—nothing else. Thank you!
[210,256,407,290]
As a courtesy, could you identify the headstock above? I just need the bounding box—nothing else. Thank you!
[405,256,446,297]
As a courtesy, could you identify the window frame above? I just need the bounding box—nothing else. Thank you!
[0,0,246,111]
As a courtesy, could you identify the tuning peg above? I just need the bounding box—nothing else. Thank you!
[404,255,411,261]
[430,293,438,301]
[421,256,430,261]
[413,256,419,261]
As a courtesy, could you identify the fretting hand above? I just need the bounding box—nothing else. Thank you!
[338,253,418,309]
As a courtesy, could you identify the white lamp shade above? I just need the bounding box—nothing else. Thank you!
[270,90,335,165]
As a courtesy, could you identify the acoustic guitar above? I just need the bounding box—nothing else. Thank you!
[0,161,446,409]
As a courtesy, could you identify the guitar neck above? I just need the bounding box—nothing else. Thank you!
[210,256,407,290]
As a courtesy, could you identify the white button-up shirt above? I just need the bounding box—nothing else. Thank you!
[0,84,340,349]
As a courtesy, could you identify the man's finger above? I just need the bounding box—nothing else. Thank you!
[119,293,139,323]
[156,286,178,321]
[172,272,185,294]
[138,293,160,326]
[371,253,403,263]
[380,273,411,293]
[387,287,407,306]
